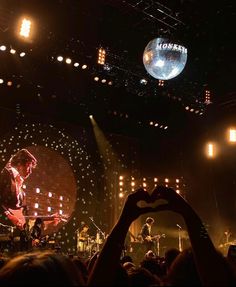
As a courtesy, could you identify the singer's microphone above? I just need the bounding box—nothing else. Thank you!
[176,224,182,229]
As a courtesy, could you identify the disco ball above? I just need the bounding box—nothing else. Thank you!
[143,37,188,80]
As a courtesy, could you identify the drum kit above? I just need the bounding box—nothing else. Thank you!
[76,217,106,257]
[77,232,104,257]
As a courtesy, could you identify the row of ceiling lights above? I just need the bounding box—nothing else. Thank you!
[0,44,26,57]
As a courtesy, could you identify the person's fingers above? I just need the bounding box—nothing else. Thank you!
[128,188,152,203]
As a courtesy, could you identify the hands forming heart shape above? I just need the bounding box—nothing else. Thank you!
[121,186,188,222]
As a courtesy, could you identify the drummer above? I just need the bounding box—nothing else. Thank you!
[77,223,90,253]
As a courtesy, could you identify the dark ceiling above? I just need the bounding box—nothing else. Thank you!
[0,0,235,138]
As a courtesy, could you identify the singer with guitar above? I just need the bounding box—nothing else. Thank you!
[0,149,37,231]
[140,216,157,253]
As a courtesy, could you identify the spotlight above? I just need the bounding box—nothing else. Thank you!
[10,49,16,54]
[81,64,87,69]
[0,45,6,51]
[98,47,106,65]
[57,56,63,62]
[0,79,4,84]
[89,115,93,119]
[19,52,26,57]
[119,192,124,198]
[74,62,79,67]
[101,79,106,83]
[65,58,72,64]
[140,78,147,85]
[19,18,31,38]
[228,128,236,143]
[206,142,216,158]
[94,77,99,81]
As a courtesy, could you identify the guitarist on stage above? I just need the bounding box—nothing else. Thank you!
[140,217,156,253]
[30,217,44,248]
[0,149,37,230]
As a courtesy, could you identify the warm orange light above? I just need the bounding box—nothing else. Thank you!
[19,18,31,38]
[229,128,236,143]
[205,142,217,158]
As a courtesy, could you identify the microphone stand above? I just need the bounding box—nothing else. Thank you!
[177,224,183,252]
[89,217,105,253]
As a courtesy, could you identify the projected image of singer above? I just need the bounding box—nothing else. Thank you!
[0,149,37,230]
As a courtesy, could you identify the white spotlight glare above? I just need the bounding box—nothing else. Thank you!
[140,78,147,85]
[81,64,87,69]
[65,58,72,64]
[10,49,16,54]
[19,52,26,57]
[0,45,6,51]
[57,56,63,62]
[229,128,236,143]
[74,62,79,67]
[19,18,31,38]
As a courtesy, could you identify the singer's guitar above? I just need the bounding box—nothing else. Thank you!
[144,234,165,242]
[2,205,68,230]
[32,235,49,247]
[2,206,25,230]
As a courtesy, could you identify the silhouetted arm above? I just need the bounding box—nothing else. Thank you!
[151,186,235,286]
[88,188,154,286]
